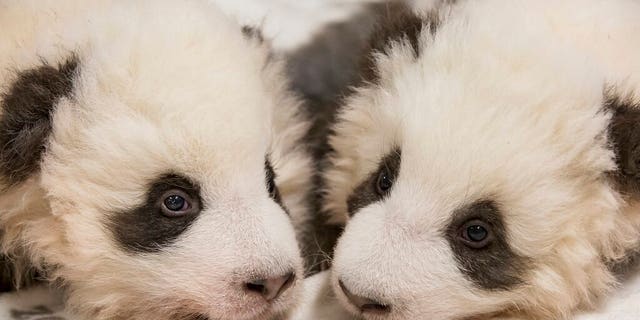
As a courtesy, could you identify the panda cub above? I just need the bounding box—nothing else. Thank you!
[322,0,640,319]
[0,0,312,319]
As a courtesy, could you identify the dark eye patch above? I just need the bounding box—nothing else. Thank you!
[445,199,530,290]
[109,173,202,254]
[605,92,640,195]
[346,148,401,217]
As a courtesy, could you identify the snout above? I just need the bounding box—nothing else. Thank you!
[176,198,303,319]
[330,212,504,320]
[211,268,300,320]
[186,271,296,320]
[187,267,300,320]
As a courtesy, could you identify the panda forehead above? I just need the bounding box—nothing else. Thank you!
[64,98,269,172]
[379,55,609,157]
[80,60,272,123]
[41,79,272,205]
[69,61,273,156]
[74,15,273,127]
[351,86,612,205]
[340,10,614,197]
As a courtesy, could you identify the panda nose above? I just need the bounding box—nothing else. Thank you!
[339,280,391,314]
[244,272,295,301]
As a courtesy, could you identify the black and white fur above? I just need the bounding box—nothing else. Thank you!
[0,0,313,319]
[320,0,640,319]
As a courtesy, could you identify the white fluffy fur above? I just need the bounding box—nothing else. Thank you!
[211,0,375,51]
[0,1,312,319]
[323,0,640,319]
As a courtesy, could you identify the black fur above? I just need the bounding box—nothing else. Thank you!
[445,200,530,290]
[286,4,428,274]
[10,305,61,320]
[608,248,640,282]
[286,2,441,274]
[0,255,16,292]
[286,3,385,119]
[241,25,265,44]
[0,252,41,293]
[0,56,79,186]
[265,158,286,213]
[358,2,430,85]
[604,92,640,279]
[285,4,389,274]
[606,92,640,195]
[109,173,202,253]
[346,149,401,216]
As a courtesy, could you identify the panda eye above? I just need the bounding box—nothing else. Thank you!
[160,190,196,217]
[375,168,394,196]
[459,219,493,249]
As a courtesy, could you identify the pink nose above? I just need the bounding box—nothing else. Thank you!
[244,272,295,301]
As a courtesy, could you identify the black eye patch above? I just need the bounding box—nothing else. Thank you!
[346,148,401,217]
[605,92,640,195]
[109,173,202,254]
[445,200,530,290]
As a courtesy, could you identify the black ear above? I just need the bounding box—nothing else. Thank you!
[607,92,640,194]
[358,2,434,85]
[0,56,79,186]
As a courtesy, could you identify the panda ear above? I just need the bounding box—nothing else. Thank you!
[241,25,266,44]
[357,2,430,85]
[607,92,640,193]
[0,56,79,186]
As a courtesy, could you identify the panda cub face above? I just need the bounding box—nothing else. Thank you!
[0,1,309,319]
[324,1,640,319]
